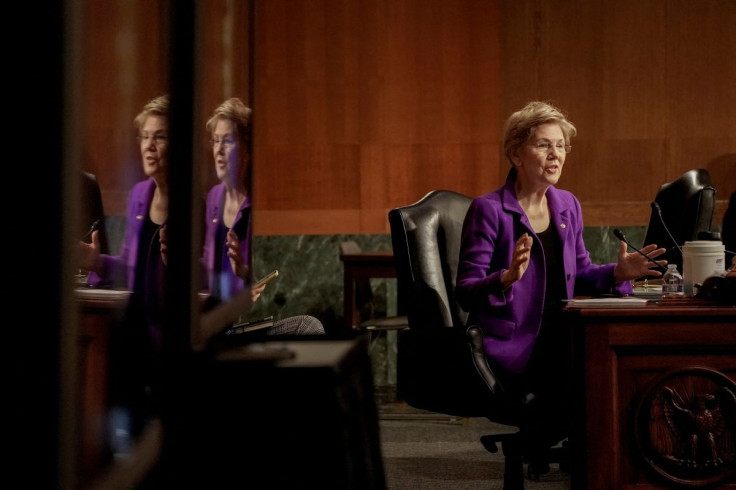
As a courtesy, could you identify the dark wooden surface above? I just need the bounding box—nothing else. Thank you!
[340,249,396,332]
[566,302,736,489]
[76,288,131,486]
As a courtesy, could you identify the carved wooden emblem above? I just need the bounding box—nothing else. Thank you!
[635,367,736,487]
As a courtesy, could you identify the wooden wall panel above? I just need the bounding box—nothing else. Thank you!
[253,0,502,234]
[80,0,252,216]
[81,1,171,216]
[667,0,736,218]
[81,0,734,234]
[197,0,253,197]
[501,0,735,227]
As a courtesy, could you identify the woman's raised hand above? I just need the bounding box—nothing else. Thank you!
[501,233,533,289]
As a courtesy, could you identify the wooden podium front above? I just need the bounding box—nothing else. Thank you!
[565,302,736,489]
[76,287,130,486]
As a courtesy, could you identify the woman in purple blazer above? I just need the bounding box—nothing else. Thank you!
[77,94,171,447]
[455,101,666,478]
[80,95,170,344]
[202,98,323,336]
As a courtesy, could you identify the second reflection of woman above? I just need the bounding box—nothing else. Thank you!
[201,97,324,336]
[78,94,171,454]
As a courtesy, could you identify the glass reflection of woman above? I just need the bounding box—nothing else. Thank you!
[78,94,171,453]
[202,98,324,336]
[202,98,255,302]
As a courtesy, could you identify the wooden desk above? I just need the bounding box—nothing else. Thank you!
[565,302,736,489]
[340,249,397,332]
[76,288,130,485]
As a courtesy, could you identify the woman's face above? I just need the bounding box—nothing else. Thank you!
[211,119,246,185]
[512,122,567,190]
[138,115,169,179]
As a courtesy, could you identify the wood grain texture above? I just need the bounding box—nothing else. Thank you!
[77,0,735,234]
[253,0,501,234]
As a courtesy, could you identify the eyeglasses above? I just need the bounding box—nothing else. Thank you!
[530,142,572,154]
[137,133,169,145]
[210,136,238,149]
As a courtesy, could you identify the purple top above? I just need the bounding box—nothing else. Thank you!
[456,169,631,374]
[87,178,159,289]
[201,183,252,301]
[86,177,165,350]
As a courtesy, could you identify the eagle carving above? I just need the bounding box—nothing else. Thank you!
[660,385,736,466]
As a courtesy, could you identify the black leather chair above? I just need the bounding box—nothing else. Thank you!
[643,168,716,272]
[388,190,531,489]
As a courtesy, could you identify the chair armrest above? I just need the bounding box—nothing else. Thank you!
[466,326,505,397]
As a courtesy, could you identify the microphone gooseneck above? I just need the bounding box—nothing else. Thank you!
[651,202,683,254]
[81,219,102,240]
[613,228,667,273]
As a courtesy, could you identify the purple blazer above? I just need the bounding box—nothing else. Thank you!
[456,170,631,374]
[87,178,158,289]
[201,183,252,300]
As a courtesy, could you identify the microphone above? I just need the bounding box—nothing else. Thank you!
[613,228,667,273]
[651,202,683,255]
[81,219,101,240]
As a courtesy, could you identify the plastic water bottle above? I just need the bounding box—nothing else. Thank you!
[662,264,684,298]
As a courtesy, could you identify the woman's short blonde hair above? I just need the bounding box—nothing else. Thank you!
[206,97,252,145]
[503,101,577,165]
[134,94,170,129]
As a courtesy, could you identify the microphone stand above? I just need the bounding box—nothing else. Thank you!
[651,202,683,255]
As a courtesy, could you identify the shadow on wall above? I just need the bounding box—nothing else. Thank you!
[705,153,736,208]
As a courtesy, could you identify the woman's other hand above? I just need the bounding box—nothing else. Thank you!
[501,233,533,289]
[226,229,250,279]
[613,241,667,283]
[78,230,102,273]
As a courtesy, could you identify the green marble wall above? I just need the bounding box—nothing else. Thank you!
[250,227,649,332]
[103,218,650,387]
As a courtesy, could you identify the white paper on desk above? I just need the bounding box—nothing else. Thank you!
[565,297,650,307]
[75,288,132,300]
[631,285,663,299]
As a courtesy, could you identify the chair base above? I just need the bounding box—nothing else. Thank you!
[480,433,569,490]
[481,433,525,489]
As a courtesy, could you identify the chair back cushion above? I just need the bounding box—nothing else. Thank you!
[643,168,716,271]
[389,190,471,329]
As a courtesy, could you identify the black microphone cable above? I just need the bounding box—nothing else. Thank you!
[650,202,683,255]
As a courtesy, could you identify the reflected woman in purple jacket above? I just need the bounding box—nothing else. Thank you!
[202,98,323,336]
[80,95,170,346]
[455,101,666,478]
[77,95,171,448]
